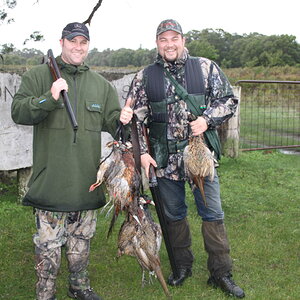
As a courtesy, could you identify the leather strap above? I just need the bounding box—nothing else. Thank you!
[131,114,142,176]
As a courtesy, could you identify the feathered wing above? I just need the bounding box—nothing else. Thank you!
[117,203,170,298]
[90,140,170,298]
[89,141,141,235]
[183,135,215,204]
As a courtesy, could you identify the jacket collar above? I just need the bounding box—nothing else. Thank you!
[155,48,189,74]
[56,56,89,75]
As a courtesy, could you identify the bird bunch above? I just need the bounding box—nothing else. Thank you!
[89,140,141,224]
[89,140,170,298]
[183,134,215,203]
[117,196,170,297]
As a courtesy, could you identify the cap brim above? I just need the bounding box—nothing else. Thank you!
[156,28,182,36]
[65,32,90,41]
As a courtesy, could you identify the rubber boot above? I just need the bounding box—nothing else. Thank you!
[166,218,194,286]
[202,220,232,277]
[35,246,61,300]
[202,220,245,298]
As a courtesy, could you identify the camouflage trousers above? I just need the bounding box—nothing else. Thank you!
[33,209,97,300]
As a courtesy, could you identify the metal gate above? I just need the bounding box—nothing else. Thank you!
[236,80,300,151]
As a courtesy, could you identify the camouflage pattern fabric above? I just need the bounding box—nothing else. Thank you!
[156,19,183,36]
[34,209,97,300]
[127,49,238,181]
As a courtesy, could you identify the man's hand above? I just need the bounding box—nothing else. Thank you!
[51,78,68,101]
[120,98,134,125]
[190,116,208,136]
[141,153,157,178]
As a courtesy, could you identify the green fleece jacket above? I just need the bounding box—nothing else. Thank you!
[11,56,121,212]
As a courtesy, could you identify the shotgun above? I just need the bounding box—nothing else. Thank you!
[47,49,78,131]
[141,124,180,280]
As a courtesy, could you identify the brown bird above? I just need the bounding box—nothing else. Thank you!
[90,140,171,298]
[117,197,171,298]
[89,140,141,234]
[183,134,215,204]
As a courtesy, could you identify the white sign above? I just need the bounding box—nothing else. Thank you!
[0,72,136,171]
[0,73,33,171]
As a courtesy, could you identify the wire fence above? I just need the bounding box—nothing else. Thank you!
[236,80,300,151]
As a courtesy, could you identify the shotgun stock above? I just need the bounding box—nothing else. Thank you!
[47,49,78,131]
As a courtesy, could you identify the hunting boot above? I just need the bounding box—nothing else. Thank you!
[66,237,102,300]
[166,217,194,286]
[202,220,245,298]
[35,246,61,300]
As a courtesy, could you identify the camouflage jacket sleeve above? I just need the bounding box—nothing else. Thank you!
[201,58,239,128]
[127,58,238,154]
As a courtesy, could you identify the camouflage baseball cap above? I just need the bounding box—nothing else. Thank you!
[61,22,90,41]
[156,19,183,36]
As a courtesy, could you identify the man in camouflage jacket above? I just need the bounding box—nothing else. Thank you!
[126,19,245,298]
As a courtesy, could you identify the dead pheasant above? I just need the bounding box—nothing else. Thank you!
[89,140,171,298]
[89,140,140,205]
[117,197,170,298]
[183,134,215,204]
[89,140,141,234]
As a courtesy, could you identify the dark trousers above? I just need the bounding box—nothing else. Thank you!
[157,176,232,277]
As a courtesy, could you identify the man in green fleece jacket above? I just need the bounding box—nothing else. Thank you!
[11,22,133,300]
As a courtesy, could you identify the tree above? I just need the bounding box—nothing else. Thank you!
[109,48,135,67]
[185,28,241,67]
[86,48,114,66]
[1,0,44,45]
[1,0,104,46]
[1,24,300,68]
[0,0,16,24]
[186,40,219,61]
[23,31,45,45]
[0,43,15,54]
[132,48,156,67]
[231,33,300,67]
[185,30,202,43]
[2,53,26,65]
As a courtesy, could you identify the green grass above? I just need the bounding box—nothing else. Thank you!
[0,151,299,300]
[236,80,300,150]
[225,66,300,84]
[239,101,300,149]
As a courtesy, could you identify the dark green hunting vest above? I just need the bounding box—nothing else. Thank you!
[144,57,221,169]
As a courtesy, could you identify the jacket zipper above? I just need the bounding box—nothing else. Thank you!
[73,74,78,143]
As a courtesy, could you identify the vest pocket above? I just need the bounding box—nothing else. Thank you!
[85,100,103,132]
[149,122,169,168]
[184,93,207,115]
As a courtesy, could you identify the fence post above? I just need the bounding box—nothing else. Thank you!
[217,86,241,158]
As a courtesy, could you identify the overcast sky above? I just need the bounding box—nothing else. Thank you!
[1,0,299,56]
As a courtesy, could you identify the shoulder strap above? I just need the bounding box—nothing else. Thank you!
[145,58,205,102]
[185,57,205,94]
[145,63,165,102]
[131,114,141,174]
[164,69,202,116]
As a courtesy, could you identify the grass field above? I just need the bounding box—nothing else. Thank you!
[0,150,299,300]
[238,82,300,150]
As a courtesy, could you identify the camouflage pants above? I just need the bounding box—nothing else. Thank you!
[33,209,97,300]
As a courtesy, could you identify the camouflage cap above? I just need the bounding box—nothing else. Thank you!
[156,19,183,37]
[61,22,90,41]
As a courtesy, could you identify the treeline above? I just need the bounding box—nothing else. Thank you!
[1,29,300,68]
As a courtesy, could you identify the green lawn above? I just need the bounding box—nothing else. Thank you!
[239,102,300,149]
[0,150,299,300]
